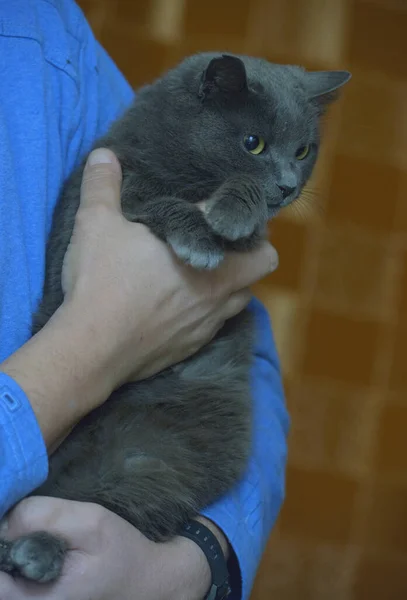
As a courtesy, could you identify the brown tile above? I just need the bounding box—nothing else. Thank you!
[78,0,109,35]
[76,0,98,15]
[393,171,407,233]
[252,537,356,600]
[183,0,251,38]
[397,249,407,323]
[310,544,358,600]
[99,31,170,87]
[365,0,407,10]
[314,224,395,321]
[288,380,376,477]
[353,555,407,600]
[349,2,407,79]
[374,403,407,477]
[251,536,309,600]
[326,154,401,233]
[337,71,406,168]
[263,217,307,291]
[360,483,407,554]
[252,289,300,377]
[114,0,152,28]
[279,466,358,544]
[389,322,407,392]
[302,309,380,385]
[260,0,306,65]
[174,37,247,62]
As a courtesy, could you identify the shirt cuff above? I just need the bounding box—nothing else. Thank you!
[0,373,48,518]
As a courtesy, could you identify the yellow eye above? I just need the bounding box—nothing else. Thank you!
[243,135,266,155]
[295,145,310,160]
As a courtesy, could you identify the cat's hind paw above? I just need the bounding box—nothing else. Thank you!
[9,531,66,582]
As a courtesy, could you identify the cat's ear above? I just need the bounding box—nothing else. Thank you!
[199,55,248,100]
[306,70,351,106]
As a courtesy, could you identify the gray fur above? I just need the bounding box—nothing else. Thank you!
[0,53,350,582]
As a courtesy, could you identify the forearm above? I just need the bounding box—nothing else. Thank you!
[1,302,113,450]
[196,516,230,560]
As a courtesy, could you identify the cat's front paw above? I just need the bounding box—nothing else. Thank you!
[204,203,258,241]
[204,189,267,243]
[167,231,224,270]
[9,531,66,582]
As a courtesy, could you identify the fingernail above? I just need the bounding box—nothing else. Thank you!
[86,148,114,168]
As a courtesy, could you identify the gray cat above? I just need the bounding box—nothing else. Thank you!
[0,53,350,583]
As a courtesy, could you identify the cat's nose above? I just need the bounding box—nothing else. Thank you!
[278,184,295,199]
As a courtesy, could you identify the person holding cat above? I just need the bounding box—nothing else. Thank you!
[0,1,289,599]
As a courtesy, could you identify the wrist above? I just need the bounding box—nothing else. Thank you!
[164,518,230,600]
[56,299,117,402]
[163,533,212,600]
[61,290,143,390]
[195,516,230,560]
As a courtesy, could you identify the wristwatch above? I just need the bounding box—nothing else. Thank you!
[179,519,231,600]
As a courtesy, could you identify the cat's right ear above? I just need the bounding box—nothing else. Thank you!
[199,55,248,101]
[306,70,352,108]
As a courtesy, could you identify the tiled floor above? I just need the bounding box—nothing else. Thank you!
[78,1,407,598]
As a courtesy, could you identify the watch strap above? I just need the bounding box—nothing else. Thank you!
[179,519,231,600]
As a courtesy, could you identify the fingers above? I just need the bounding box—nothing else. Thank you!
[217,242,279,293]
[80,148,123,213]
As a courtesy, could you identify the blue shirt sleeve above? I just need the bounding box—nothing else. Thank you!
[0,374,48,519]
[202,298,290,599]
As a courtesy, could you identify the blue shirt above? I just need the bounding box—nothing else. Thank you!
[0,1,289,597]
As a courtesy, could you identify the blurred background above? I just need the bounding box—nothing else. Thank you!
[77,1,407,598]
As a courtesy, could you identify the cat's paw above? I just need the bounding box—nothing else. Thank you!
[167,232,224,270]
[9,531,66,582]
[204,197,267,242]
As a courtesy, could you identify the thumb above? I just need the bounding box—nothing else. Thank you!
[80,147,123,213]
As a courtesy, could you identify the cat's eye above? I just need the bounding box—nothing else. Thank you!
[295,145,310,160]
[243,135,266,155]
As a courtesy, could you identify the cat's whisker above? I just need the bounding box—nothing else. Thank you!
[284,187,325,222]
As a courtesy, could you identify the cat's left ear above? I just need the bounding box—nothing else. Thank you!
[306,70,351,107]
[199,55,248,101]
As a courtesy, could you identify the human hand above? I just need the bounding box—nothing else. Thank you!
[0,497,213,600]
[62,147,279,389]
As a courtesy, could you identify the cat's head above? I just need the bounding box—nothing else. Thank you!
[133,53,351,212]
